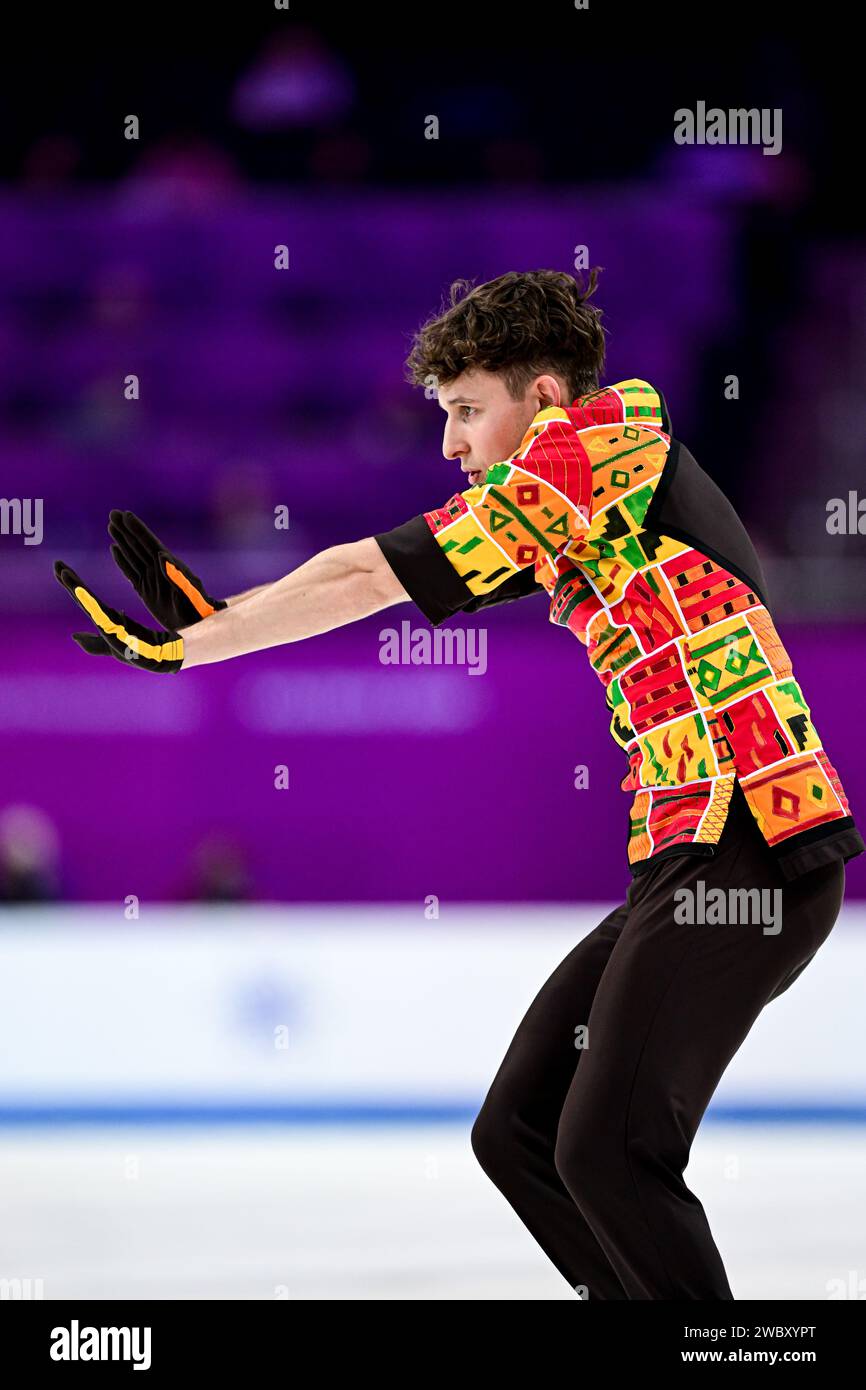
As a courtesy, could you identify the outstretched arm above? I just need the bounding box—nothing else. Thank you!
[180,538,409,668]
[58,407,592,673]
[55,536,410,672]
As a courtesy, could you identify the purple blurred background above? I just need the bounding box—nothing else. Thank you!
[1,10,864,902]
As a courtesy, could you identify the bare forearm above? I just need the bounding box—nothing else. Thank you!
[224,583,271,608]
[180,539,408,668]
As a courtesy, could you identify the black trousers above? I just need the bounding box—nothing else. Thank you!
[470,783,846,1299]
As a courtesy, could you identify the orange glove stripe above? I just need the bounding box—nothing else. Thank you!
[165,561,215,618]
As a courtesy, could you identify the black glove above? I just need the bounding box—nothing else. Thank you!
[54,561,184,673]
[107,510,226,630]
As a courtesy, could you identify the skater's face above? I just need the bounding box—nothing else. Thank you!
[438,367,570,489]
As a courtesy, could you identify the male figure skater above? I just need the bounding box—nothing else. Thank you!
[56,269,864,1299]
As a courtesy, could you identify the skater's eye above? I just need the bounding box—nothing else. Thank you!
[460,406,477,420]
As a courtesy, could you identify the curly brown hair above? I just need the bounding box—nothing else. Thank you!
[404,268,607,404]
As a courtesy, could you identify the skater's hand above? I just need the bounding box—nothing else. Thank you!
[54,561,185,672]
[106,510,226,631]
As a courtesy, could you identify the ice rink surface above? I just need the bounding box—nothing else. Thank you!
[2,903,864,1301]
[1,1122,864,1300]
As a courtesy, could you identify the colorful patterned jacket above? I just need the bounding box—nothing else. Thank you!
[374,379,864,880]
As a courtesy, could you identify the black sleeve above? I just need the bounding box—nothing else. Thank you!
[458,566,546,615]
[373,514,545,627]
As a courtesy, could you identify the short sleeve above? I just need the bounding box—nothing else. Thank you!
[372,513,476,626]
[373,513,546,626]
[374,406,592,626]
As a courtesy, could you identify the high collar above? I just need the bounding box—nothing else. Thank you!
[568,378,671,435]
